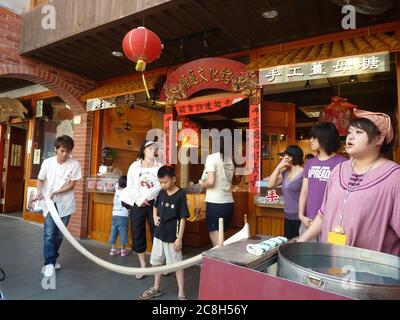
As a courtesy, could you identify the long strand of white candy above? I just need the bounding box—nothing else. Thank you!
[45,197,250,276]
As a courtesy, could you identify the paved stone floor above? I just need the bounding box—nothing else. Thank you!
[0,214,206,300]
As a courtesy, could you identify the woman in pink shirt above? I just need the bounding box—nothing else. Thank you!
[299,110,400,256]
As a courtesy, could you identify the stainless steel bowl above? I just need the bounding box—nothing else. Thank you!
[278,242,400,300]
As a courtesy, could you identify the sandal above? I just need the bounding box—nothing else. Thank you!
[136,274,145,280]
[178,296,188,300]
[109,248,120,256]
[140,287,163,300]
[120,249,129,257]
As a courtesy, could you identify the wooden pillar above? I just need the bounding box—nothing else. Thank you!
[87,110,103,239]
[394,52,400,164]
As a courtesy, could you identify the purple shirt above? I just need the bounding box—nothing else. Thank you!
[319,160,400,256]
[302,154,346,219]
[281,171,303,220]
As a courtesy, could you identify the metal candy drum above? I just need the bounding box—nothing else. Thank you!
[278,242,400,300]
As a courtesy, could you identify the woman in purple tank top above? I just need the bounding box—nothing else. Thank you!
[266,145,304,239]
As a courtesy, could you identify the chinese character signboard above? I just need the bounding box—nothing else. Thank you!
[249,103,261,193]
[163,113,174,165]
[86,94,136,112]
[259,53,390,85]
[175,95,245,116]
[159,57,251,103]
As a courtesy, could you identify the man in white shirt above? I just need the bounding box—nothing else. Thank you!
[36,135,82,278]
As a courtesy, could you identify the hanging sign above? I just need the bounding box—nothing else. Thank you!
[86,94,136,112]
[160,58,255,103]
[259,52,390,85]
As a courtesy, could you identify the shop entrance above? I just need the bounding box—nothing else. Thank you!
[176,95,251,244]
[1,123,28,214]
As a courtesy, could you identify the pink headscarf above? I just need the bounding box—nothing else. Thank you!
[353,109,394,144]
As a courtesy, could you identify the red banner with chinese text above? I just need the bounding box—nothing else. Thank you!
[163,113,173,165]
[175,96,245,116]
[249,103,261,193]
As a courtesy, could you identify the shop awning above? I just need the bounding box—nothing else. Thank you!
[175,92,246,116]
[81,72,161,101]
[247,32,400,71]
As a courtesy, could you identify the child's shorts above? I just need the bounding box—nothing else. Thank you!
[150,237,182,266]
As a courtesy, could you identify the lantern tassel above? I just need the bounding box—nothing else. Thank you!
[141,72,151,100]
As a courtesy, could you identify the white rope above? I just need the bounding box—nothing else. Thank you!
[45,197,250,276]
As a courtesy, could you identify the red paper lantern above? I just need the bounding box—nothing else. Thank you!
[179,118,200,148]
[319,96,358,136]
[122,27,162,72]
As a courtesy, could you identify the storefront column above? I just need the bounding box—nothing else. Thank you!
[69,112,93,238]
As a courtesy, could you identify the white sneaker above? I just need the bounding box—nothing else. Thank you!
[43,264,55,278]
[55,263,61,271]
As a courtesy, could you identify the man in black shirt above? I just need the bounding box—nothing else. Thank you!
[140,166,190,300]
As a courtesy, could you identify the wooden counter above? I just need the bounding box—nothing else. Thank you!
[88,192,153,251]
[88,191,251,249]
[255,204,285,237]
[184,191,249,247]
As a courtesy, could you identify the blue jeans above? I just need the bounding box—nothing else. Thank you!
[109,216,129,246]
[43,211,70,266]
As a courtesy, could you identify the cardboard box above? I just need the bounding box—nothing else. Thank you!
[186,193,206,220]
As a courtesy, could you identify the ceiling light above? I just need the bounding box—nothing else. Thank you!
[111,51,124,58]
[232,118,249,124]
[262,9,279,19]
[299,105,325,118]
[349,75,358,83]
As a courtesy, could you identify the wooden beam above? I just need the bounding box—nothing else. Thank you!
[20,0,190,54]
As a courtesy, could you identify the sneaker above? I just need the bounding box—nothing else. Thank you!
[120,249,129,257]
[43,264,55,278]
[55,263,61,271]
[109,248,120,256]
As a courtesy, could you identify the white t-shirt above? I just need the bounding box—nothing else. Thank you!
[204,153,234,204]
[112,189,129,217]
[138,166,160,201]
[120,160,162,207]
[38,156,82,218]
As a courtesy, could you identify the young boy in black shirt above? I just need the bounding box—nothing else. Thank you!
[140,166,190,300]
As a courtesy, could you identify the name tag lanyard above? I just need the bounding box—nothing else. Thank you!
[333,158,379,235]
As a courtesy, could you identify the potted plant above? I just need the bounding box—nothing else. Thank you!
[101,147,117,167]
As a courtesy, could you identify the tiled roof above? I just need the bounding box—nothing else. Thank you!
[81,72,161,101]
[247,33,400,71]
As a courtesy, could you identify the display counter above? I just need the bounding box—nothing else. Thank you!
[183,191,249,247]
[254,185,285,237]
[199,236,350,300]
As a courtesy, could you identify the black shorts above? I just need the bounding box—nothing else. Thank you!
[206,202,234,232]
